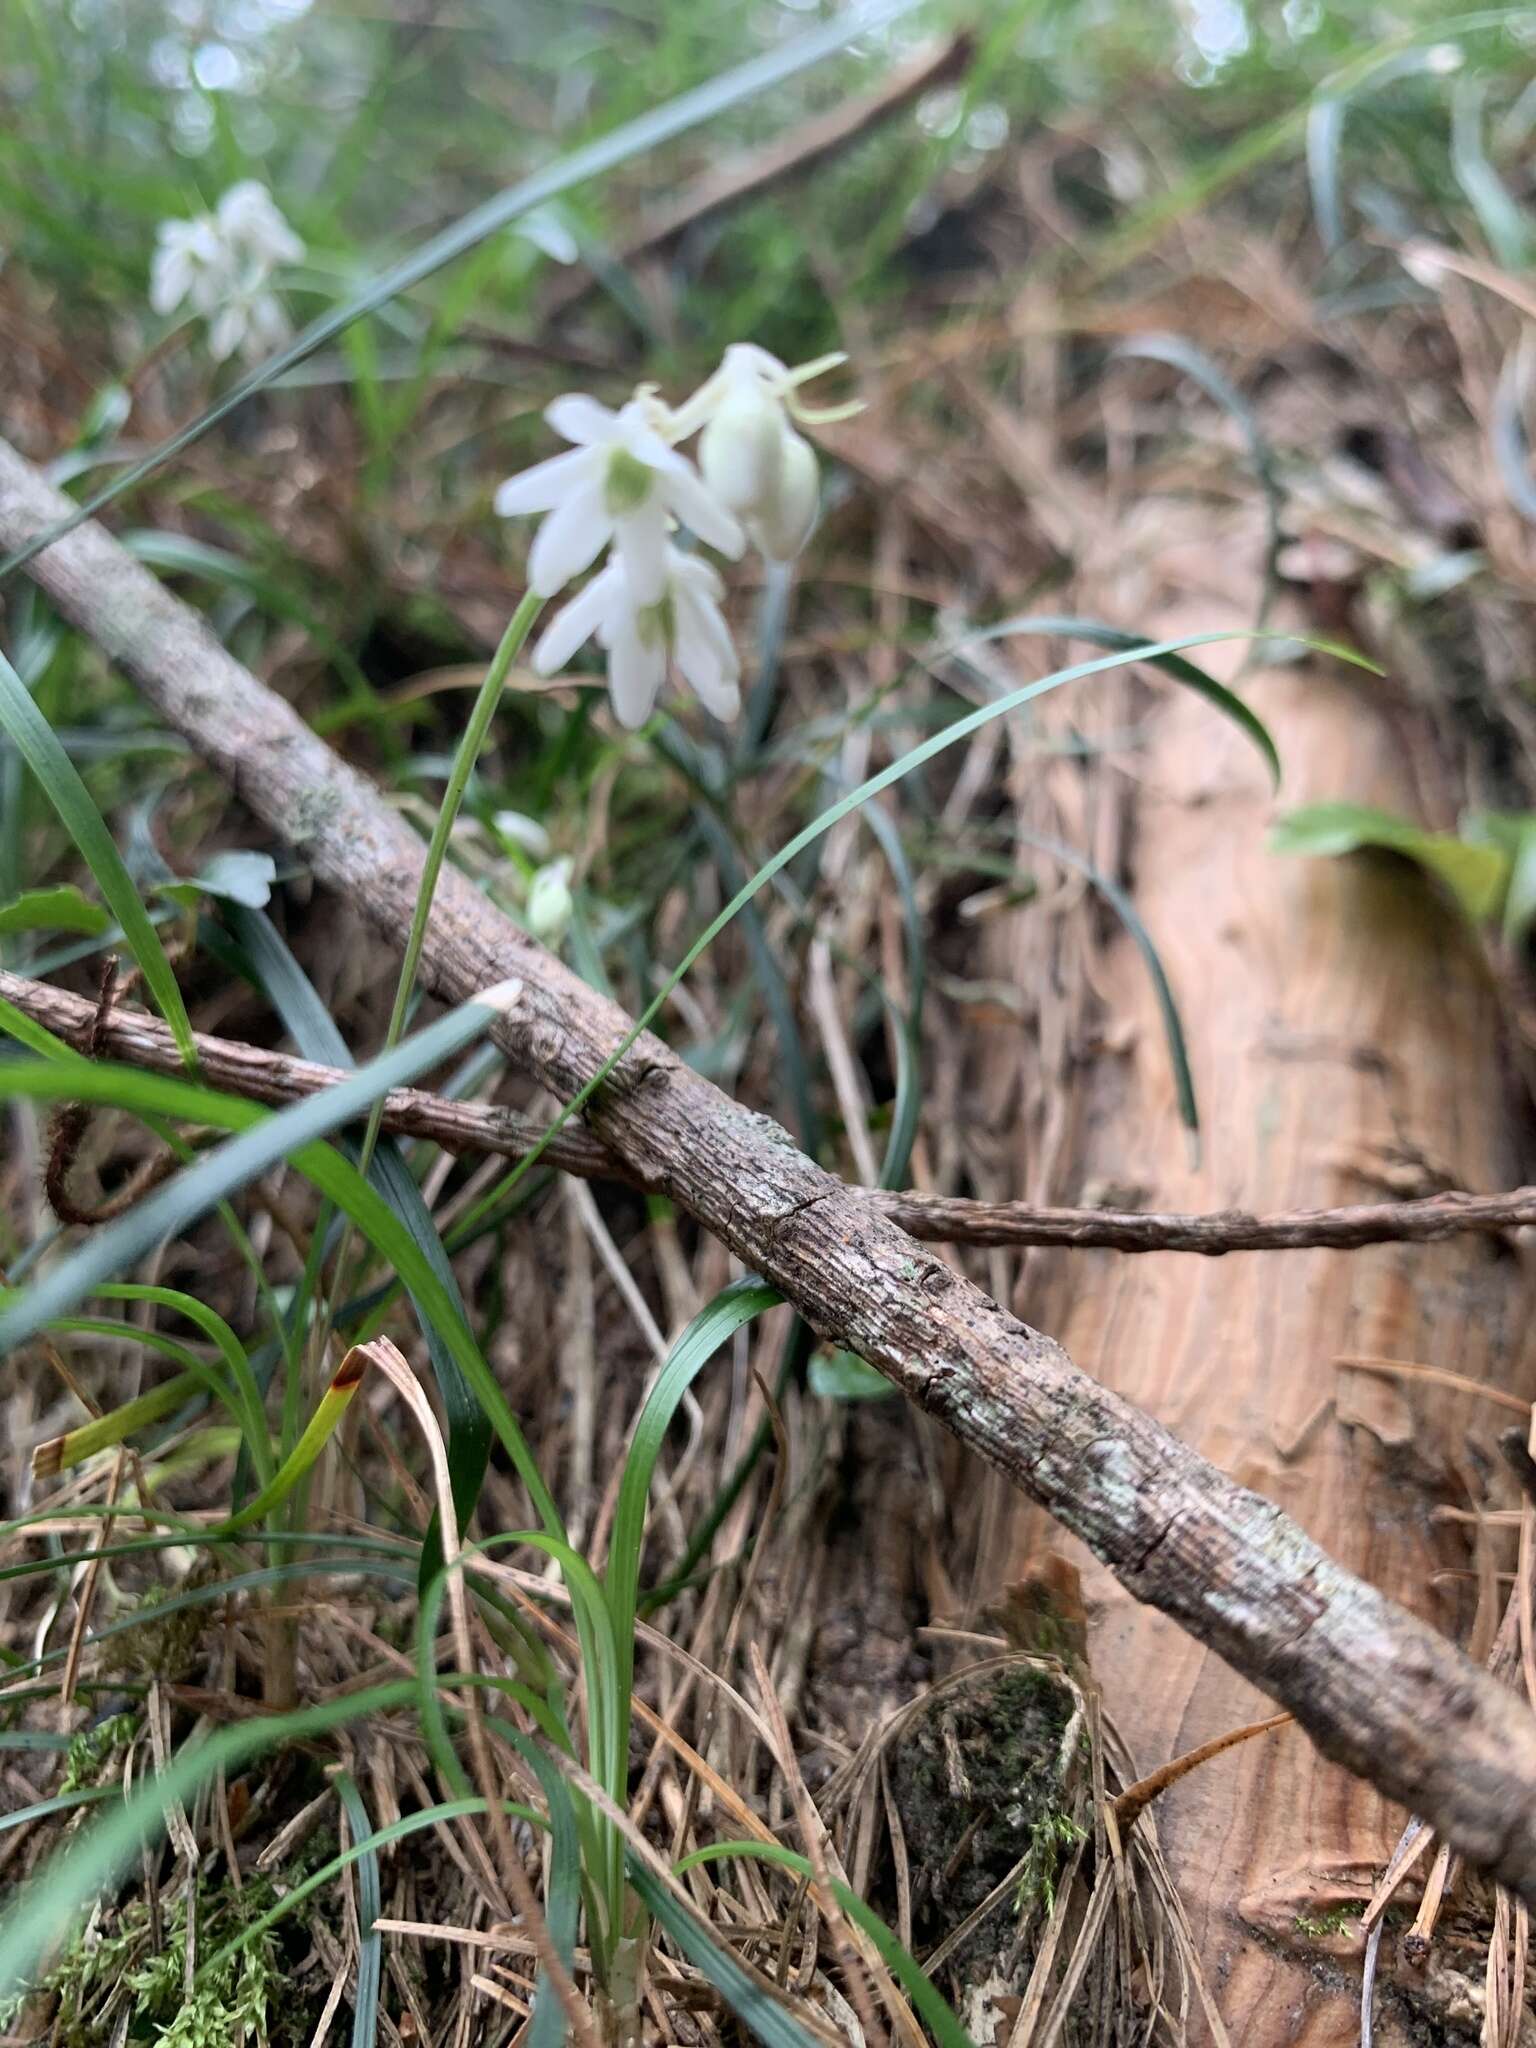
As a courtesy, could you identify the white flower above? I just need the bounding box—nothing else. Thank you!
[533,543,740,728]
[494,396,744,603]
[525,857,574,942]
[150,180,303,364]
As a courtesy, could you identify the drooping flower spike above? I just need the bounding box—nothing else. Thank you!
[496,344,857,727]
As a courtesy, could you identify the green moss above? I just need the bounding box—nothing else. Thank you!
[101,1570,216,1685]
[1294,1902,1364,1941]
[0,1843,333,2047]
[888,1662,1081,1983]
[59,1710,138,1795]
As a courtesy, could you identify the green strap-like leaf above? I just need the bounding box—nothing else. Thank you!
[627,1861,847,2048]
[0,649,196,1063]
[335,1775,383,2048]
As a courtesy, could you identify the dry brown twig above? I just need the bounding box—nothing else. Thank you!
[7,965,1536,1257]
[6,435,1536,1906]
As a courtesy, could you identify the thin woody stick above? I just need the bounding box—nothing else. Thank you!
[6,965,1536,1255]
[6,433,1536,1906]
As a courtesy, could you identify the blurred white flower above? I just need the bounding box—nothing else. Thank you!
[150,179,303,363]
[525,857,574,943]
[495,396,743,602]
[533,543,740,728]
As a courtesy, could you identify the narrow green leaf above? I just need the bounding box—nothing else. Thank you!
[956,614,1282,787]
[626,1864,829,2048]
[223,904,494,1546]
[0,989,510,1355]
[0,648,196,1063]
[1450,77,1532,271]
[1112,342,1287,633]
[335,1776,383,2048]
[0,1058,561,1536]
[1017,829,1199,1137]
[187,1797,543,2000]
[462,628,1352,1236]
[607,1282,781,1711]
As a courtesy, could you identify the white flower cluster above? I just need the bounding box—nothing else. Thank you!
[495,345,854,729]
[151,181,304,364]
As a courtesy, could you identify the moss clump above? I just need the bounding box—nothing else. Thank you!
[0,1882,286,2048]
[887,1662,1081,1984]
[59,1710,139,1795]
[101,1567,218,1685]
[1294,1902,1364,1942]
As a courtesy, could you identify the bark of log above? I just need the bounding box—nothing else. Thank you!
[990,606,1536,2040]
[6,437,1536,1912]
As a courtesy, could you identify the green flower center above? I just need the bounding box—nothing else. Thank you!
[637,591,675,651]
[604,448,654,516]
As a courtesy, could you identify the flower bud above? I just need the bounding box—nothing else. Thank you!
[526,857,574,943]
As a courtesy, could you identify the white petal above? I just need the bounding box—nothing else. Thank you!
[532,564,622,675]
[217,180,267,228]
[751,430,819,561]
[659,465,745,559]
[545,394,619,446]
[675,571,739,671]
[699,389,783,513]
[621,417,682,470]
[606,622,665,728]
[244,291,290,355]
[613,509,670,604]
[673,599,740,721]
[218,181,304,266]
[527,481,611,597]
[207,302,247,362]
[672,552,725,602]
[149,249,192,315]
[494,446,594,517]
